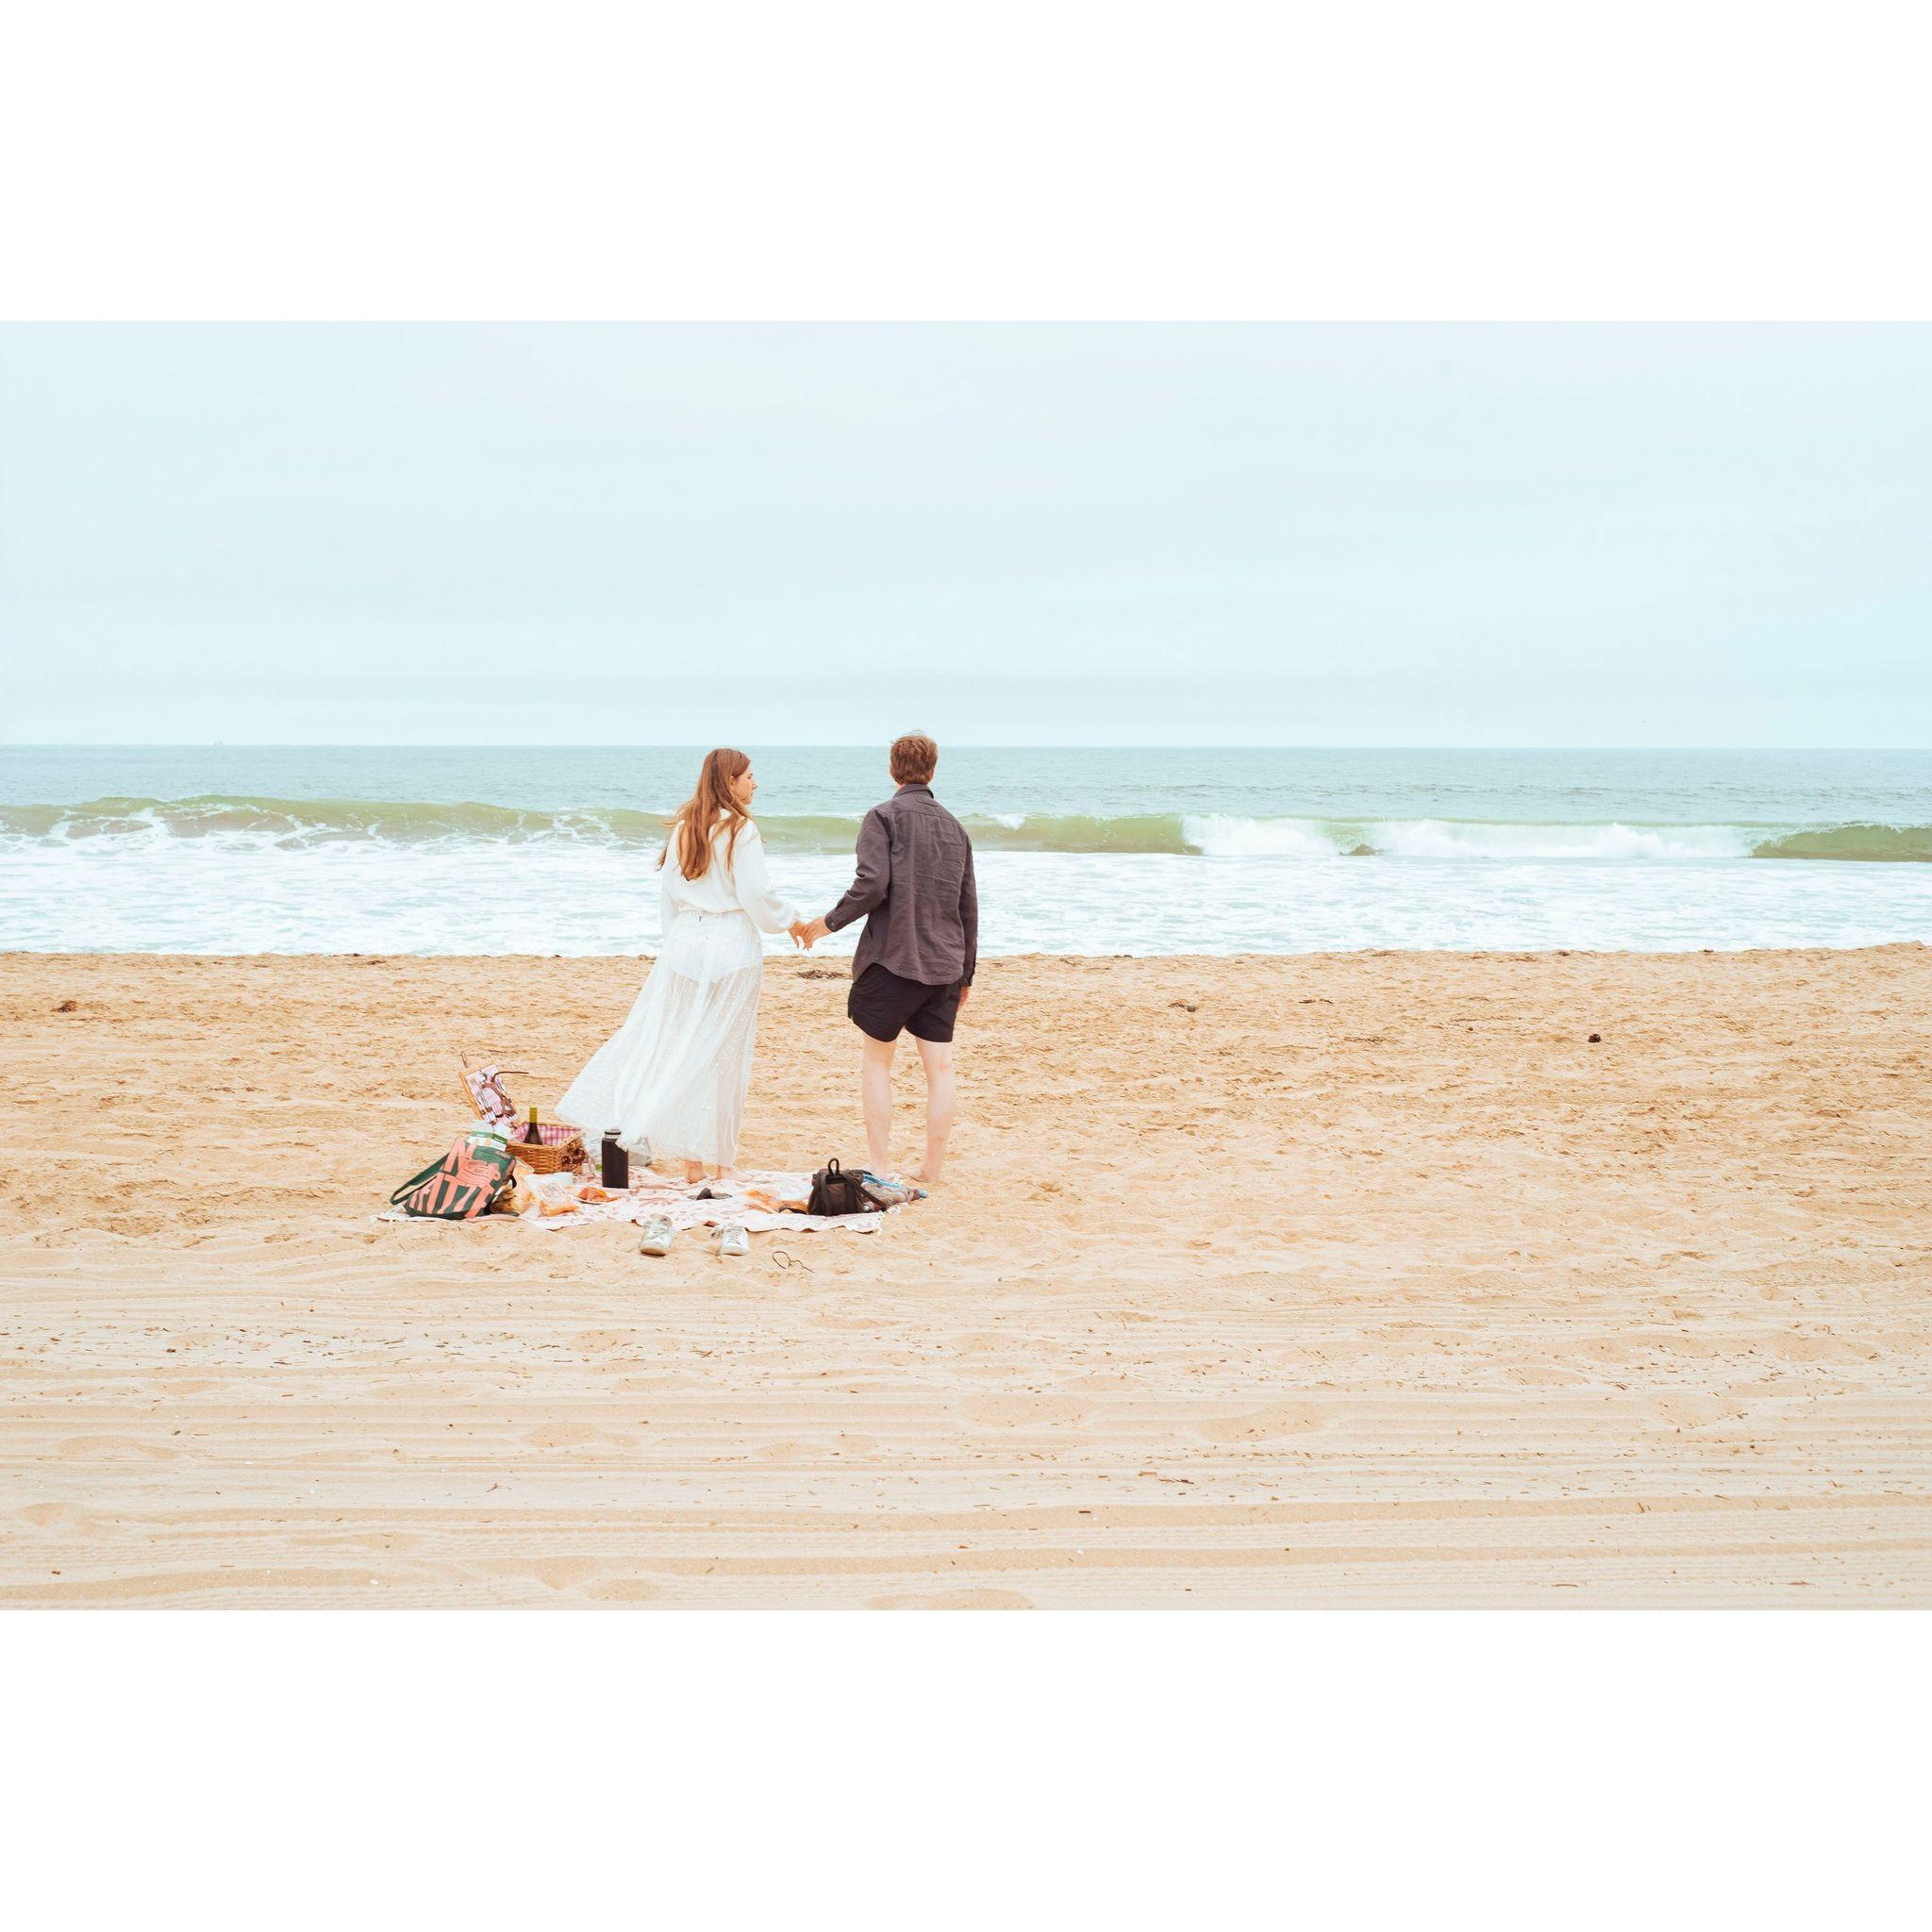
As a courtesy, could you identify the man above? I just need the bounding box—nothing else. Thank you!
[795,733,977,1184]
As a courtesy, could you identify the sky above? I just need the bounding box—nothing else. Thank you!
[3,324,1929,747]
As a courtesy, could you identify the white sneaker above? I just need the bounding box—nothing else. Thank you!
[715,1224,750,1260]
[638,1216,675,1257]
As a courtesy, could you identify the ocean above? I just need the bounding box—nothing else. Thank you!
[3,745,1928,957]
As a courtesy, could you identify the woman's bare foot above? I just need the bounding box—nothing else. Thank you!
[912,1160,942,1186]
[683,1160,705,1186]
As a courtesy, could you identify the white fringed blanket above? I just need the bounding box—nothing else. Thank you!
[378,1167,916,1236]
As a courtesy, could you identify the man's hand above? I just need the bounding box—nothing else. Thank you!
[791,915,831,950]
[956,982,972,1013]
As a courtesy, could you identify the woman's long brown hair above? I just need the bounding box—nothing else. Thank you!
[661,747,752,881]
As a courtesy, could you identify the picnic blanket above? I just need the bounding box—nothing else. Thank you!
[377,1166,917,1236]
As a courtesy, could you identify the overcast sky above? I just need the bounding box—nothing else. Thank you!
[3,324,1928,746]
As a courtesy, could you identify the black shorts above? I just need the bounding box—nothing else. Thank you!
[848,964,962,1043]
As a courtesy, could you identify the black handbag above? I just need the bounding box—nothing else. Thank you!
[808,1158,871,1216]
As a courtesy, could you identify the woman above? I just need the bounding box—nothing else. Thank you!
[557,748,801,1183]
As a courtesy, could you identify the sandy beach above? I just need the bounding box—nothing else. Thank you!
[4,946,1929,1607]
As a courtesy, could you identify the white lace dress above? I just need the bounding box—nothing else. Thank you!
[556,821,800,1167]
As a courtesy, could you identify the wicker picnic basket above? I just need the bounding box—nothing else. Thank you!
[457,1058,590,1175]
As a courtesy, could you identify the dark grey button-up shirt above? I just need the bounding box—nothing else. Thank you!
[824,783,978,987]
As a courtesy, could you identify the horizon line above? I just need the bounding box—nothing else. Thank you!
[8,742,1932,756]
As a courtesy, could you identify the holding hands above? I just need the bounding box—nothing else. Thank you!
[789,914,831,950]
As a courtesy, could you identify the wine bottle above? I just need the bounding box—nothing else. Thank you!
[527,1103,540,1143]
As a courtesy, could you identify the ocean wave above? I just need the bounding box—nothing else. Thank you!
[0,794,860,851]
[1751,823,1932,862]
[1371,820,1754,860]
[1180,813,1350,858]
[1179,814,1761,859]
[959,811,1194,853]
[3,795,1929,860]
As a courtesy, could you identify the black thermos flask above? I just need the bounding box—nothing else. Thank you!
[601,1129,629,1190]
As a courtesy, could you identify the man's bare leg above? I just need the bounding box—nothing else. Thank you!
[860,1034,896,1173]
[912,1036,956,1183]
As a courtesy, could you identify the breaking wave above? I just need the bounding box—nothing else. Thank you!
[3,795,1930,860]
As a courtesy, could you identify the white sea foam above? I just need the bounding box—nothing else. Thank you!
[6,835,1929,956]
[1174,814,1762,860]
[1180,814,1347,858]
[1372,819,1755,861]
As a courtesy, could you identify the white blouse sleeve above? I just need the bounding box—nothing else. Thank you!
[730,823,799,934]
[657,858,677,943]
